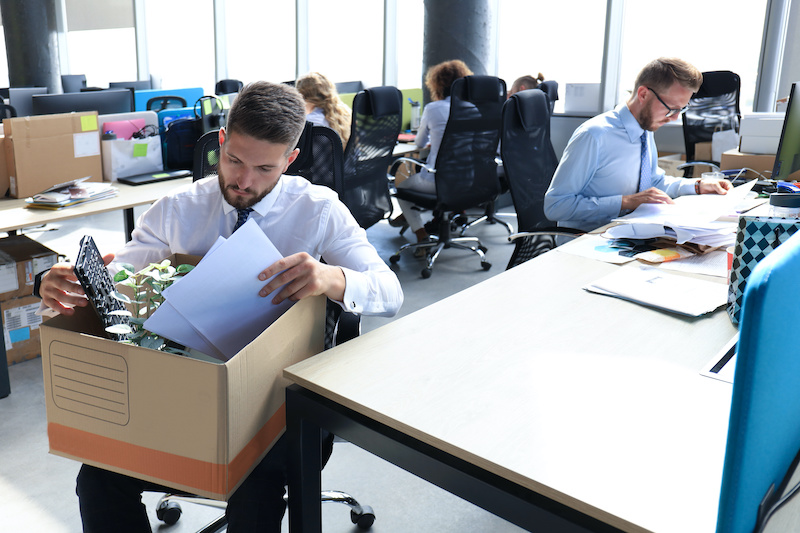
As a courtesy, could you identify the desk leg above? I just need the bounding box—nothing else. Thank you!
[287,385,323,533]
[123,208,135,242]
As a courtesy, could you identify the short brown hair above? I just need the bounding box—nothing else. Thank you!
[225,81,306,154]
[425,60,473,101]
[634,57,703,94]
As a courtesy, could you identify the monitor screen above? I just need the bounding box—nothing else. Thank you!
[8,87,48,117]
[31,89,133,116]
[773,81,800,181]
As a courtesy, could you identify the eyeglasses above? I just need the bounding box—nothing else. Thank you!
[647,87,689,118]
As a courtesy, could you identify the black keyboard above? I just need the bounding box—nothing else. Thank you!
[74,236,130,341]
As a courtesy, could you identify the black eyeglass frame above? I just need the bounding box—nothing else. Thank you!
[646,87,689,118]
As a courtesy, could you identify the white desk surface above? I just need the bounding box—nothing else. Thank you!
[285,246,738,533]
[0,177,192,234]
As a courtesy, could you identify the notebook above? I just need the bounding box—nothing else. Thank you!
[117,169,192,186]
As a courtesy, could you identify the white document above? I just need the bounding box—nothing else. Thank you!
[584,263,728,317]
[145,301,226,360]
[145,219,294,360]
[658,249,728,278]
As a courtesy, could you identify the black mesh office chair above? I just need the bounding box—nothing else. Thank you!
[0,104,17,119]
[389,75,505,278]
[681,70,741,177]
[215,79,243,95]
[500,89,583,270]
[341,86,402,229]
[147,95,188,111]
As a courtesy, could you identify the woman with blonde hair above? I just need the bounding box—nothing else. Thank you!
[295,72,352,145]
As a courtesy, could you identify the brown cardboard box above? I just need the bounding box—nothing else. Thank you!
[720,149,800,181]
[5,111,103,198]
[0,235,59,302]
[40,261,325,500]
[2,296,46,365]
[657,153,685,176]
[0,135,9,198]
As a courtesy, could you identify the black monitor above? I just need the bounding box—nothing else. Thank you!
[109,80,152,91]
[32,89,134,116]
[8,87,48,116]
[773,81,800,182]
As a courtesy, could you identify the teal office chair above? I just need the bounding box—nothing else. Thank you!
[716,230,800,532]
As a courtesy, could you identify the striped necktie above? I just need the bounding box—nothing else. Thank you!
[233,208,253,232]
[639,132,652,192]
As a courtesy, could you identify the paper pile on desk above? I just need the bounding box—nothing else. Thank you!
[25,177,118,210]
[144,218,294,361]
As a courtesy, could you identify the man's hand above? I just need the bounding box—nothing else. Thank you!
[257,252,346,305]
[621,187,674,212]
[698,178,733,195]
[40,253,115,315]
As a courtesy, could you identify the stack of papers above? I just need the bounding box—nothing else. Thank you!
[25,177,118,210]
[143,218,294,361]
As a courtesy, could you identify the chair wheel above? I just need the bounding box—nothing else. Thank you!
[479,245,488,253]
[156,500,182,525]
[389,254,400,264]
[481,261,492,271]
[351,505,376,530]
[421,267,432,279]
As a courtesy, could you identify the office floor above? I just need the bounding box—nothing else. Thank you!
[0,201,527,532]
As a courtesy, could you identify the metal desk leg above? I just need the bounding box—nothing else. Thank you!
[287,385,323,533]
[124,207,135,242]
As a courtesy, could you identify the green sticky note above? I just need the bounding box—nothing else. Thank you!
[133,143,148,157]
[81,115,98,131]
[203,99,213,115]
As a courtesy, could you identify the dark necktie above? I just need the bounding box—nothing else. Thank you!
[639,131,651,192]
[233,208,253,232]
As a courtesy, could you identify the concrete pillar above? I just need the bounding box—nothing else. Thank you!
[0,0,60,91]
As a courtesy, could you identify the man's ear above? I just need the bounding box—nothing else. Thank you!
[218,128,226,147]
[284,147,300,170]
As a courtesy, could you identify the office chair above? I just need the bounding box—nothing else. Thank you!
[0,103,17,119]
[215,79,243,95]
[341,86,402,229]
[682,70,741,177]
[61,74,87,93]
[147,95,188,111]
[389,75,505,278]
[500,89,583,270]
[539,80,559,113]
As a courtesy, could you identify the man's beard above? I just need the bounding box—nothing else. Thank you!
[637,105,657,132]
[217,167,272,209]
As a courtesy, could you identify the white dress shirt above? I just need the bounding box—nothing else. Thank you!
[114,174,403,317]
[413,97,450,185]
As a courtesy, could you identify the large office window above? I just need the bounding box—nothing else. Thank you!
[619,0,769,112]
[225,0,296,85]
[395,0,424,90]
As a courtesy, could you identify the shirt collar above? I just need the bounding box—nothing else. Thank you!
[619,103,646,144]
[221,174,284,217]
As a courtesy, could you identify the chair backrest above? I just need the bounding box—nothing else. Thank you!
[501,88,558,232]
[286,121,345,195]
[683,70,741,163]
[716,230,800,533]
[147,96,188,111]
[215,79,243,95]
[192,130,220,181]
[342,85,402,228]
[61,74,87,93]
[539,80,559,113]
[434,75,505,212]
[0,103,17,119]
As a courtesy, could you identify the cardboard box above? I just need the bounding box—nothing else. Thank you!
[5,111,102,198]
[657,153,685,176]
[0,235,59,302]
[720,149,800,181]
[0,135,9,198]
[2,296,45,365]
[40,265,325,500]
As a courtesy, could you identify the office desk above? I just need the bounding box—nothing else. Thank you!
[285,246,738,532]
[0,177,192,240]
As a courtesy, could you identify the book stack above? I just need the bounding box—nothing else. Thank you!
[25,178,118,210]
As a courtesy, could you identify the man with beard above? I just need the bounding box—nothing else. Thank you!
[543,57,732,232]
[37,81,403,532]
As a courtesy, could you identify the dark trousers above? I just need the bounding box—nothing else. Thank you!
[76,432,334,533]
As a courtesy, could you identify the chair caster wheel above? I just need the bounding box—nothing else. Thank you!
[351,505,376,529]
[481,261,492,271]
[389,254,400,264]
[156,500,182,525]
[479,245,488,253]
[421,268,432,279]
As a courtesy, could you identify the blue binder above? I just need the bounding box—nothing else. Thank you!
[717,230,800,532]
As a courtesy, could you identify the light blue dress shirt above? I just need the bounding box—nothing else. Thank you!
[543,104,696,231]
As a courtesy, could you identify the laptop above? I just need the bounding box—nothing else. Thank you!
[117,169,192,186]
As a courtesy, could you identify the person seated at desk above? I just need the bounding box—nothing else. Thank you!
[543,57,732,232]
[296,71,352,146]
[508,72,545,97]
[36,81,403,533]
[389,59,473,252]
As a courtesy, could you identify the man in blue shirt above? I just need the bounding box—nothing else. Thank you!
[544,57,732,231]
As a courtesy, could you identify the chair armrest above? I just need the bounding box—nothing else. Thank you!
[391,156,435,175]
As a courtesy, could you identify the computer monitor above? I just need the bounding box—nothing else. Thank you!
[61,74,87,93]
[8,87,48,117]
[109,80,152,91]
[31,89,134,116]
[773,81,800,182]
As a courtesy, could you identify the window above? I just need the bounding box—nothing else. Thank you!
[395,0,424,90]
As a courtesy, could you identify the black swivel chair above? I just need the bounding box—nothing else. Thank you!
[147,95,189,111]
[0,104,17,119]
[215,79,243,95]
[341,86,402,229]
[539,80,559,113]
[681,70,741,177]
[389,75,505,278]
[500,89,583,270]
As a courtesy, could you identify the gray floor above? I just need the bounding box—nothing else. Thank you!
[0,202,528,532]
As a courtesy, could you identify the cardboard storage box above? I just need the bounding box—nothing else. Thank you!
[2,296,45,365]
[657,153,685,176]
[720,149,800,181]
[5,111,102,198]
[40,265,326,500]
[0,135,9,198]
[0,235,59,302]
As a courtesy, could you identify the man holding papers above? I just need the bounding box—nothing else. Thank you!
[544,57,732,232]
[37,81,403,532]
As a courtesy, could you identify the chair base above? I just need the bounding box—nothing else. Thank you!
[458,199,514,237]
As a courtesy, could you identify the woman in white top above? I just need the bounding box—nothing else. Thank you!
[392,59,473,250]
[296,72,352,146]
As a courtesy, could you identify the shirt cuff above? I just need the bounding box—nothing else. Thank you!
[339,267,366,314]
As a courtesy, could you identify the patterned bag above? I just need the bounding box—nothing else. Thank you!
[728,216,800,324]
